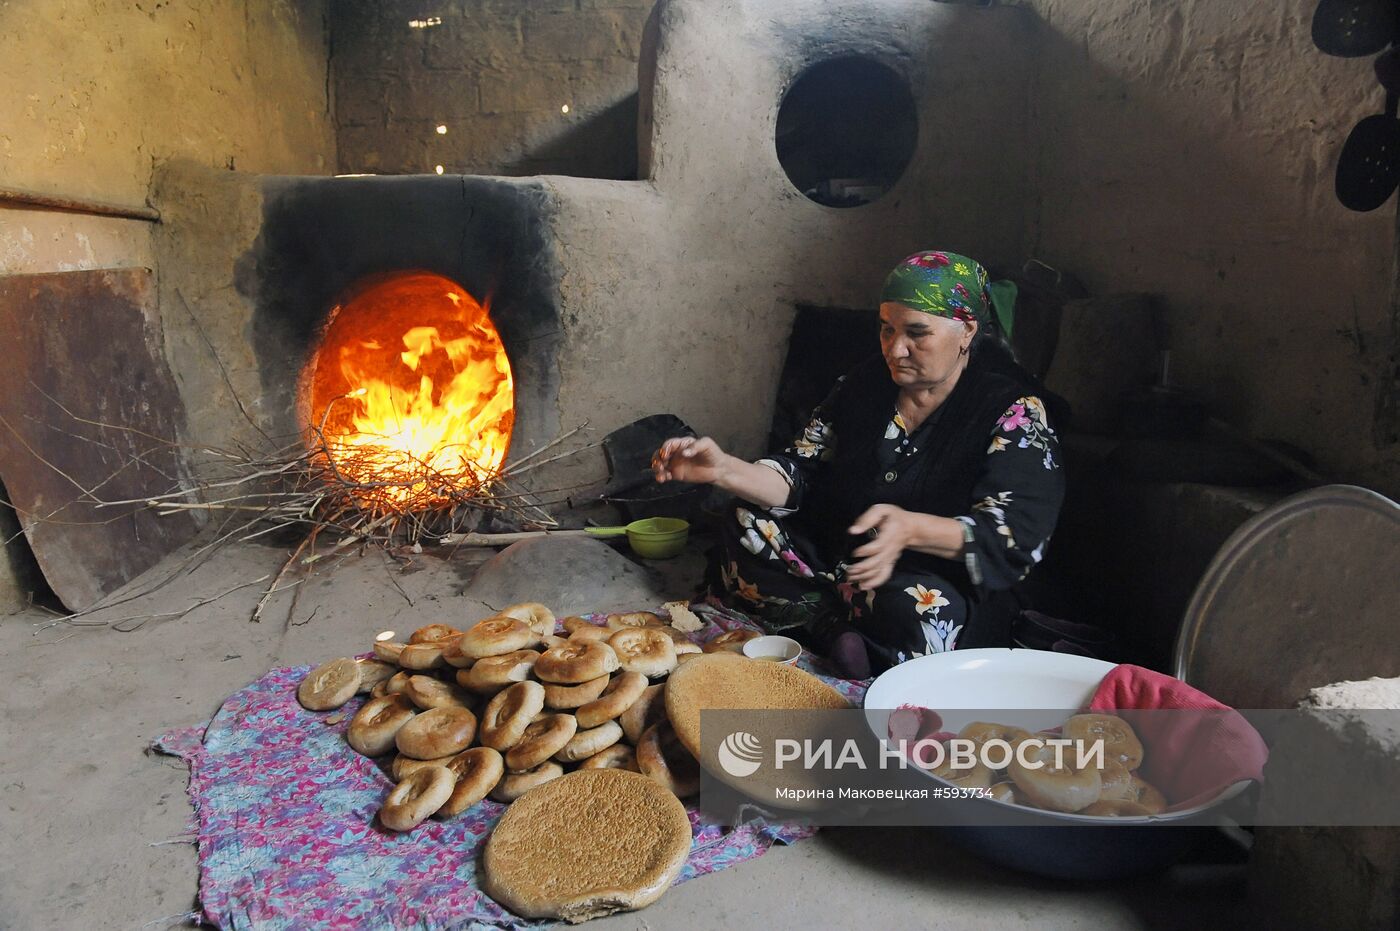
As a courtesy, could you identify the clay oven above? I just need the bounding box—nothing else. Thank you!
[3,0,1037,607]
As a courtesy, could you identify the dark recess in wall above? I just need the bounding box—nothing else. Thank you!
[0,479,54,610]
[776,56,917,207]
[767,305,880,453]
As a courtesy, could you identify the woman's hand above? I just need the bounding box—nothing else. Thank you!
[845,504,920,590]
[846,506,968,589]
[652,436,730,486]
[654,437,793,509]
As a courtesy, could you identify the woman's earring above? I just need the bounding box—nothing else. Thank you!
[959,343,970,355]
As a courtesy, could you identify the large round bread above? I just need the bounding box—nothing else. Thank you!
[664,652,850,810]
[664,652,850,759]
[482,769,692,923]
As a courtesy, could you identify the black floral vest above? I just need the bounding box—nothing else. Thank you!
[796,347,1034,594]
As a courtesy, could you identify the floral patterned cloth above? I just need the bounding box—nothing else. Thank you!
[719,502,969,668]
[879,250,1017,338]
[726,375,1063,667]
[154,609,866,931]
[759,390,1061,594]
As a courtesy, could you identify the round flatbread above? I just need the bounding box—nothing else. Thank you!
[664,652,850,809]
[482,769,692,923]
[297,658,360,711]
[664,652,850,758]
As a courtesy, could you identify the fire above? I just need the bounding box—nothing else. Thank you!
[308,273,513,506]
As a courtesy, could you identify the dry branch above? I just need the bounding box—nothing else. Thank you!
[23,400,596,627]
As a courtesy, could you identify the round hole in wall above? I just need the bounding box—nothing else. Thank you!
[775,56,917,208]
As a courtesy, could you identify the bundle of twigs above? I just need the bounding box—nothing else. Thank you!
[19,410,595,631]
[145,423,589,541]
[156,420,593,622]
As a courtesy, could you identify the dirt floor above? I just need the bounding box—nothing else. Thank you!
[0,535,1252,929]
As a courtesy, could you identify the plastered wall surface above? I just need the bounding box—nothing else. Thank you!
[333,0,651,178]
[150,163,275,463]
[0,0,336,608]
[548,0,1036,457]
[0,0,333,268]
[154,0,1035,475]
[327,0,1399,495]
[0,0,336,291]
[0,0,333,205]
[1027,0,1398,494]
[0,0,333,273]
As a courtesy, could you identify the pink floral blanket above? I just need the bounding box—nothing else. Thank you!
[155,606,868,929]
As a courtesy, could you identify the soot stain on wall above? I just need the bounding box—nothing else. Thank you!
[236,175,563,457]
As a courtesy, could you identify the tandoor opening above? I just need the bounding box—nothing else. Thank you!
[306,272,514,507]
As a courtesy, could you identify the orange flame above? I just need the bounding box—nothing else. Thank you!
[309,274,513,506]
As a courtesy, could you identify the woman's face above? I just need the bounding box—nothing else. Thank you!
[878,302,975,390]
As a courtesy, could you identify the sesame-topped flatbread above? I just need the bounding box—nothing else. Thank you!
[664,652,850,760]
[482,769,691,923]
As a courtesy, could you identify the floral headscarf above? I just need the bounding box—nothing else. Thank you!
[879,250,1016,338]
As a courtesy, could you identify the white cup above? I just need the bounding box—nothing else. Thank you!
[742,634,802,665]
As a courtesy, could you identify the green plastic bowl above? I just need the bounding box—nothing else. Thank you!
[586,517,690,559]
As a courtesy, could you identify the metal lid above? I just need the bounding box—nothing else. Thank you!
[1174,484,1400,709]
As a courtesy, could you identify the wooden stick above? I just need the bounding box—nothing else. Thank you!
[504,440,600,478]
[1202,417,1328,485]
[154,502,299,513]
[251,536,314,623]
[437,529,593,546]
[0,184,161,221]
[502,423,589,471]
[51,575,270,632]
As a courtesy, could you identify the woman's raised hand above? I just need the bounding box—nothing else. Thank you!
[652,436,729,485]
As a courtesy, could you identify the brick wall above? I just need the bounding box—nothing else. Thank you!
[333,0,652,179]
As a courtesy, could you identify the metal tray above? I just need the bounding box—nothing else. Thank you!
[1173,484,1400,709]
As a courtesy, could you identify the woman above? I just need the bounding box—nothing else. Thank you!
[653,251,1065,677]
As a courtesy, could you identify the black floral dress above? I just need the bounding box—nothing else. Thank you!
[716,349,1065,669]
